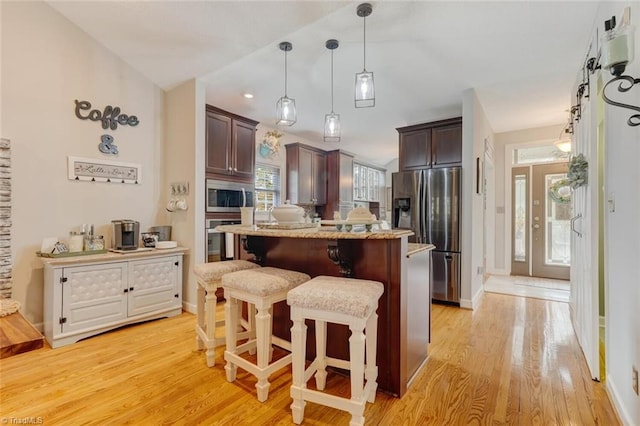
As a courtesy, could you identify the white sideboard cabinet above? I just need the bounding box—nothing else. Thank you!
[42,248,187,348]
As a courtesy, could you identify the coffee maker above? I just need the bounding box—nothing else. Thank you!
[112,220,140,250]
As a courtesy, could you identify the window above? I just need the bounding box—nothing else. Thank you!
[513,145,570,165]
[254,164,280,212]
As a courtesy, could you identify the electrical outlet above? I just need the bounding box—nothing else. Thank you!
[633,366,639,396]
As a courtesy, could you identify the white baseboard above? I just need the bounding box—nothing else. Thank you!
[460,286,484,310]
[182,301,196,315]
[606,376,634,426]
[487,268,508,276]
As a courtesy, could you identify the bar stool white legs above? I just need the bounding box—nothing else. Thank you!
[287,276,384,426]
[193,260,260,367]
[222,267,310,402]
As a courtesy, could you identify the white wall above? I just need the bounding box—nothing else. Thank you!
[164,79,205,312]
[1,2,165,326]
[461,89,494,309]
[593,3,640,424]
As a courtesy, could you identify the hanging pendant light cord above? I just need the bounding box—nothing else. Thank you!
[362,15,367,72]
[284,49,288,97]
[330,49,335,113]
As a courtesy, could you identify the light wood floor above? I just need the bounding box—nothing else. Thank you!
[1,293,619,425]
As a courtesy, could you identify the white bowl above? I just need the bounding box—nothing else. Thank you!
[156,241,178,249]
[271,203,305,223]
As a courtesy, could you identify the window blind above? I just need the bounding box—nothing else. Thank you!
[255,164,280,212]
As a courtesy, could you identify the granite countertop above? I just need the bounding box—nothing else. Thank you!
[407,243,435,257]
[216,224,413,240]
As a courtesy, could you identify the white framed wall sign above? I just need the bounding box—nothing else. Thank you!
[67,156,141,184]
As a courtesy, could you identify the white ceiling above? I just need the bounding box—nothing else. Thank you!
[47,1,600,165]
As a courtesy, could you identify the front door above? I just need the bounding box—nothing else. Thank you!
[531,163,571,280]
[511,162,570,280]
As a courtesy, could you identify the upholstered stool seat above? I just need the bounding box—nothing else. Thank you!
[222,267,310,402]
[194,260,260,367]
[287,275,384,426]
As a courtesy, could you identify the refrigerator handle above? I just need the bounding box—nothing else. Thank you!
[444,254,455,301]
[419,171,426,244]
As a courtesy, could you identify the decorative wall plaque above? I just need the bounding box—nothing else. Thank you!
[74,99,140,155]
[68,156,141,184]
[74,100,140,130]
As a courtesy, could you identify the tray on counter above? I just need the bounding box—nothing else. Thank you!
[320,219,381,226]
[256,222,319,230]
[36,249,108,258]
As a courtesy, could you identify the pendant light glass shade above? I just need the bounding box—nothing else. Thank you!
[324,39,340,142]
[276,41,296,126]
[355,71,375,108]
[324,112,340,142]
[276,96,296,126]
[355,3,375,108]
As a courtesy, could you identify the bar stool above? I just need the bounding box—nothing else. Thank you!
[287,275,384,426]
[194,260,260,367]
[222,267,310,402]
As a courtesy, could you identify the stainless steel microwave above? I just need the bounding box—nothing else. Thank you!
[206,179,254,213]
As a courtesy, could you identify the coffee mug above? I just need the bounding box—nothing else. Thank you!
[176,198,188,210]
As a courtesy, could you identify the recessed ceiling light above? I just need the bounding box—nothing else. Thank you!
[243,93,254,99]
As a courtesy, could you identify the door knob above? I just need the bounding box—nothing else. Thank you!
[532,224,540,229]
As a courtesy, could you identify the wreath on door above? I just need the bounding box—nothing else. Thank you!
[548,179,572,204]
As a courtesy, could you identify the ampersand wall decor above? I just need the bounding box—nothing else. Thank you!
[98,134,118,155]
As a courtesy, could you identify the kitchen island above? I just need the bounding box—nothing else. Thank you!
[217,224,433,397]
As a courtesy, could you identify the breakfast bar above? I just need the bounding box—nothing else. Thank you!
[216,224,434,398]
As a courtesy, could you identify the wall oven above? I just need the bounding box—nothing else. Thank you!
[206,179,254,213]
[206,218,240,262]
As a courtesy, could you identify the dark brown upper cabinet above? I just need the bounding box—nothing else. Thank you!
[206,105,258,183]
[285,143,327,206]
[397,117,462,171]
[325,150,354,219]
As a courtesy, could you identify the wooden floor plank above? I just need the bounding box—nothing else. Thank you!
[0,311,44,358]
[0,293,620,425]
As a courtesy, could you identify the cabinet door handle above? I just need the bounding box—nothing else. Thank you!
[123,288,128,293]
[129,287,134,292]
[174,293,179,298]
[228,167,233,171]
[233,167,238,172]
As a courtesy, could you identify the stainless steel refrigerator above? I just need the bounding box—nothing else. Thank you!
[392,167,461,304]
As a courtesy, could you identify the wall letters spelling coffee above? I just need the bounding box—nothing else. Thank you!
[74,100,140,130]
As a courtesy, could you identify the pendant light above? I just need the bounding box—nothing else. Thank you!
[324,39,340,142]
[276,41,296,126]
[355,3,375,108]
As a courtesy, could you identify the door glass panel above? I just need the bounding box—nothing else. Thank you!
[514,174,527,262]
[513,145,570,165]
[545,173,571,265]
